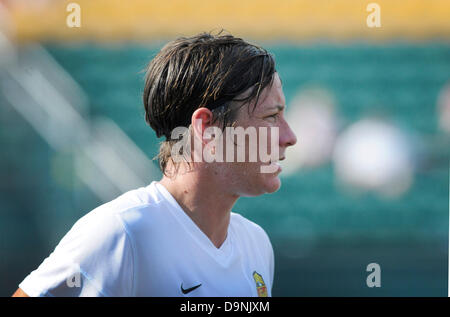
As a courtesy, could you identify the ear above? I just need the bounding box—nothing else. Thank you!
[191,108,214,145]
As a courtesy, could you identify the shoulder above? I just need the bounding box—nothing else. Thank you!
[230,212,272,249]
[230,212,268,236]
[78,183,165,234]
[19,183,165,297]
[59,184,165,260]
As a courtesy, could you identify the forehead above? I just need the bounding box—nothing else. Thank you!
[247,73,285,115]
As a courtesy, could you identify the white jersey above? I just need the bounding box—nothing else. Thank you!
[19,182,274,297]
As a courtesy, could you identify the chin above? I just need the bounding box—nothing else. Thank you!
[239,176,281,197]
[264,175,281,193]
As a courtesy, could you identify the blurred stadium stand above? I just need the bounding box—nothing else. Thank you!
[0,0,449,296]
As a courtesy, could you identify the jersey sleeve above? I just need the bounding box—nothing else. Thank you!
[18,208,134,297]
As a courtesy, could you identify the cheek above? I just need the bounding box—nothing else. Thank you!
[230,162,281,195]
[232,162,262,187]
[224,162,257,181]
[253,125,280,162]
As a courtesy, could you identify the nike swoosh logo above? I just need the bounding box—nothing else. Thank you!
[181,283,202,294]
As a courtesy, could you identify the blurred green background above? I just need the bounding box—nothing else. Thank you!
[1,42,448,296]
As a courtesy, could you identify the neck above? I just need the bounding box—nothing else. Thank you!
[158,164,239,249]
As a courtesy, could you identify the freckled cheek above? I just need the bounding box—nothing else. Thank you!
[239,127,275,162]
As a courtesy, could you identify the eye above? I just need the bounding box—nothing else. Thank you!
[266,113,278,121]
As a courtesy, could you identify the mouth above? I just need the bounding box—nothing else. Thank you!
[267,157,285,173]
[268,157,285,164]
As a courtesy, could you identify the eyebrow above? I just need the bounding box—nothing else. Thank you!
[268,104,285,112]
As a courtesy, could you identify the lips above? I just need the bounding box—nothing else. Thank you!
[267,157,285,173]
[268,157,285,164]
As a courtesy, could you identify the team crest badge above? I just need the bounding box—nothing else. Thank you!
[252,271,268,297]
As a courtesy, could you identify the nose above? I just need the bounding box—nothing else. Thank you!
[280,118,297,149]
